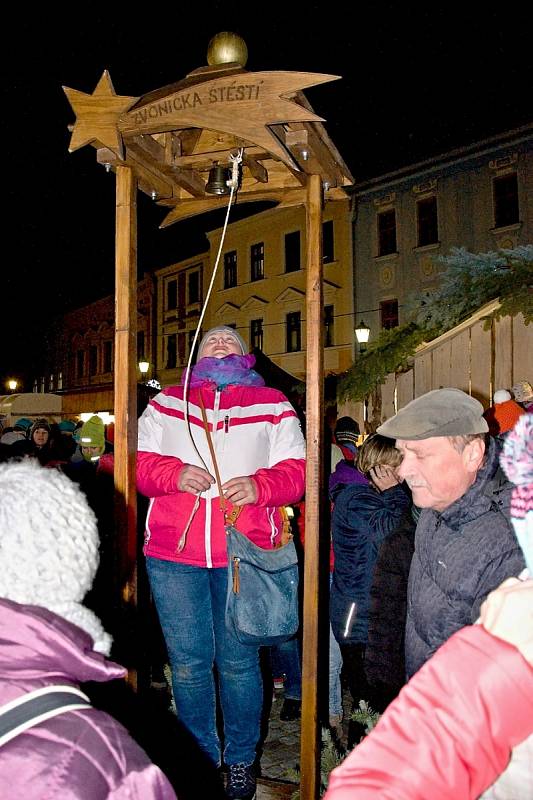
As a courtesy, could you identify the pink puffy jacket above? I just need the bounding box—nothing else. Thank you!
[325,625,533,800]
[137,382,306,568]
[0,598,176,800]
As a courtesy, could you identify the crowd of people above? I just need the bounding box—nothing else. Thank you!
[0,334,532,799]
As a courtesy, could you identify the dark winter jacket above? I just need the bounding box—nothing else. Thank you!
[330,481,410,645]
[405,437,526,678]
[364,507,416,695]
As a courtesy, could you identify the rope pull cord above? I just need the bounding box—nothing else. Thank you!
[176,149,244,552]
[198,391,242,528]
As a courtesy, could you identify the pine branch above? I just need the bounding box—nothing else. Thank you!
[338,246,533,402]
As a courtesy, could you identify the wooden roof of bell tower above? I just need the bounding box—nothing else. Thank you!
[63,59,354,226]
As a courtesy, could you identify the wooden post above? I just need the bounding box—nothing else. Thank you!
[300,173,324,800]
[114,165,139,689]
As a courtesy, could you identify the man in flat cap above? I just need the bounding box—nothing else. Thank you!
[378,388,526,679]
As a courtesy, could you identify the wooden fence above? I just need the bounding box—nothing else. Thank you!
[339,301,533,428]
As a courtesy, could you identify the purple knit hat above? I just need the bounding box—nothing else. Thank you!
[499,414,533,573]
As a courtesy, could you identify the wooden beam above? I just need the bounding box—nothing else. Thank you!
[127,137,206,196]
[114,165,138,689]
[242,153,268,182]
[159,187,307,226]
[300,173,324,800]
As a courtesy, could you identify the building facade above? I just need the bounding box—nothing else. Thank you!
[35,125,532,415]
[352,124,533,339]
[154,199,354,385]
[39,274,155,414]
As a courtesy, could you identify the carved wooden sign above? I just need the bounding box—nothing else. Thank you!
[64,69,340,167]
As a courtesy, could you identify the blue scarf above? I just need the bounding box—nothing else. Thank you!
[181,353,265,389]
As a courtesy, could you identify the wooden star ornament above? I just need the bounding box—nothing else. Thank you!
[63,71,140,159]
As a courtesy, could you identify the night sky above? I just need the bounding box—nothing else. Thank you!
[3,3,531,384]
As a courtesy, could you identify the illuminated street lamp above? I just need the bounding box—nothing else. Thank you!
[355,320,371,353]
[7,379,18,393]
[138,360,150,377]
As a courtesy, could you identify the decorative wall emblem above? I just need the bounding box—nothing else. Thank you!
[380,265,394,287]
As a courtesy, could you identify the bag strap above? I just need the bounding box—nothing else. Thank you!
[0,685,92,748]
[198,391,241,526]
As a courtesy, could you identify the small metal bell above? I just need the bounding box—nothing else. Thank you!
[206,164,231,195]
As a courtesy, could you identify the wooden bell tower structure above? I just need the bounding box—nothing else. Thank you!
[64,32,353,800]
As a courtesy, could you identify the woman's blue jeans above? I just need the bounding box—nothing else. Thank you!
[146,558,262,767]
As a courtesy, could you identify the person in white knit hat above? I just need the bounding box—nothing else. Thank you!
[0,459,176,799]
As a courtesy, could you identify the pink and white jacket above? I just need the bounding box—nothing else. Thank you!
[137,382,306,567]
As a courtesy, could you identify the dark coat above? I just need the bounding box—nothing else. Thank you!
[330,482,410,646]
[405,437,526,678]
[328,459,367,499]
[364,508,416,693]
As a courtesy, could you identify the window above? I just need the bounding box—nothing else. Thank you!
[250,319,263,351]
[323,220,334,263]
[285,231,300,273]
[89,345,98,376]
[224,251,237,288]
[493,173,519,228]
[377,209,397,256]
[103,341,113,373]
[380,299,399,330]
[251,242,264,281]
[286,311,301,353]
[166,334,177,369]
[167,279,177,310]
[417,197,439,246]
[188,271,199,304]
[324,305,334,347]
[137,331,145,360]
[76,350,85,379]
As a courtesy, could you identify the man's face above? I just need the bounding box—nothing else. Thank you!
[199,332,242,359]
[396,436,484,512]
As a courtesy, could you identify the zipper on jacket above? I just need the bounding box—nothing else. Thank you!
[224,415,229,433]
[232,557,240,594]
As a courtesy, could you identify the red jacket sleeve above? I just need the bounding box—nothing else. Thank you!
[324,626,533,800]
[253,457,305,507]
[137,450,183,497]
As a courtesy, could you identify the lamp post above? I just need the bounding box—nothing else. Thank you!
[138,360,150,379]
[7,379,18,393]
[355,320,371,353]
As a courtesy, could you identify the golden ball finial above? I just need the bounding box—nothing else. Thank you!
[207,32,248,67]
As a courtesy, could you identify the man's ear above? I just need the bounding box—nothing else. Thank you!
[463,438,485,473]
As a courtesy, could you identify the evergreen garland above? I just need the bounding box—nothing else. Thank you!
[338,246,533,403]
[288,702,382,799]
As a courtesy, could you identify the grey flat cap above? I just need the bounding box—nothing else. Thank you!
[377,388,489,440]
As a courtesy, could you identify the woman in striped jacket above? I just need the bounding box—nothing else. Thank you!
[137,326,305,800]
